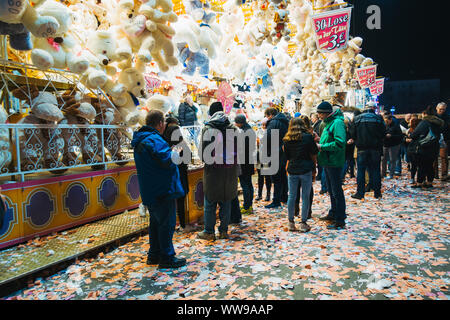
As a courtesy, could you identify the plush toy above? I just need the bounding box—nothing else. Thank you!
[172,14,201,53]
[0,105,11,171]
[0,0,60,50]
[68,0,100,43]
[145,93,174,117]
[11,85,65,172]
[139,0,179,72]
[79,30,126,98]
[112,66,147,126]
[271,2,291,44]
[115,0,178,73]
[57,91,102,169]
[91,97,128,164]
[0,22,33,51]
[30,0,89,74]
[177,43,209,77]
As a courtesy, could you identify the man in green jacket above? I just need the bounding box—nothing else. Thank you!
[316,101,347,230]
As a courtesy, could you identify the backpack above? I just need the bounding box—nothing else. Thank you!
[418,123,438,149]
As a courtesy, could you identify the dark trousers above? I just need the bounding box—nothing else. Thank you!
[240,174,254,209]
[230,197,241,223]
[324,166,346,224]
[257,169,272,198]
[271,154,288,204]
[356,149,382,197]
[408,153,419,181]
[342,158,355,180]
[148,198,176,261]
[176,197,186,228]
[417,155,435,183]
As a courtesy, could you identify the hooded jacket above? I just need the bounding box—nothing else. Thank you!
[384,121,403,148]
[318,108,346,168]
[410,115,444,157]
[199,112,239,202]
[238,122,256,176]
[131,126,185,206]
[264,112,289,157]
[350,110,386,151]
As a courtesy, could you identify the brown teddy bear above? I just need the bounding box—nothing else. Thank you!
[57,91,104,170]
[90,97,129,166]
[11,85,65,173]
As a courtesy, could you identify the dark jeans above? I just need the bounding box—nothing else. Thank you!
[148,198,176,261]
[356,149,382,197]
[230,197,241,223]
[324,166,346,224]
[176,197,186,228]
[342,158,355,180]
[271,153,288,204]
[257,169,272,198]
[203,197,231,234]
[240,174,254,209]
[320,169,328,192]
[417,154,435,183]
[408,153,419,181]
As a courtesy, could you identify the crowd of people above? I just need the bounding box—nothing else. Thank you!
[131,100,449,269]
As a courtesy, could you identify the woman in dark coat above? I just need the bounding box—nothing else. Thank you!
[163,117,190,229]
[408,106,444,188]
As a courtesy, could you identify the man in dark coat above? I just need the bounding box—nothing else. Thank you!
[234,114,256,214]
[197,102,239,241]
[131,110,186,269]
[382,114,404,179]
[349,106,386,199]
[264,107,289,209]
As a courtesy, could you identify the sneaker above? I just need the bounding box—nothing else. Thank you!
[229,220,241,226]
[265,202,281,209]
[241,207,253,215]
[255,196,262,201]
[288,221,297,231]
[264,197,271,202]
[327,222,346,230]
[374,193,382,199]
[158,256,187,269]
[319,190,327,195]
[351,193,364,200]
[411,183,422,188]
[197,231,216,241]
[146,255,160,265]
[298,222,311,233]
[217,232,229,239]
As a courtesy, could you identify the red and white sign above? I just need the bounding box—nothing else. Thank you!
[369,78,385,96]
[311,7,352,53]
[356,65,377,89]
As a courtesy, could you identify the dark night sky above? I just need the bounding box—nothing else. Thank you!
[345,0,445,99]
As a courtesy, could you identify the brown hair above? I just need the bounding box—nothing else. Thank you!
[146,110,165,127]
[264,107,278,118]
[284,118,306,142]
[299,115,312,133]
[409,118,420,131]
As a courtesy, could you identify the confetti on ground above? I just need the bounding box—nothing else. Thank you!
[2,170,449,300]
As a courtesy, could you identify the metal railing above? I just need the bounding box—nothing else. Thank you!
[0,123,133,182]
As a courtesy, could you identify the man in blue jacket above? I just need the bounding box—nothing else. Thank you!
[131,110,186,269]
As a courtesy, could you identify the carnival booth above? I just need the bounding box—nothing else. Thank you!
[0,0,383,249]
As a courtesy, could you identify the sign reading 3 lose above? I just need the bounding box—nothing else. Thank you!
[312,7,353,53]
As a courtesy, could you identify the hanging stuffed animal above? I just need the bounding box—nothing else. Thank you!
[30,0,89,74]
[0,0,60,50]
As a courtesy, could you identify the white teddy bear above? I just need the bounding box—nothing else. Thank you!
[112,67,147,126]
[30,0,89,74]
[0,105,11,171]
[79,30,126,98]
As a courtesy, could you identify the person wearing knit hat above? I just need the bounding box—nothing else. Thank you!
[316,101,333,114]
[316,100,348,230]
[234,114,247,126]
[208,101,224,116]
